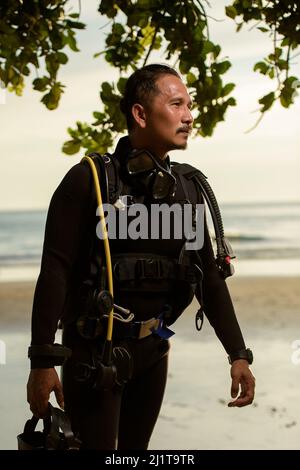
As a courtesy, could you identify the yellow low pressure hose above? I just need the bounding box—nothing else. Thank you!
[81,156,114,342]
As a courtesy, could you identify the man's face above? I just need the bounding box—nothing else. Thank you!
[144,74,194,153]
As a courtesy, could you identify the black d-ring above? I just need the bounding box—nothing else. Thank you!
[195,308,204,331]
[113,261,120,281]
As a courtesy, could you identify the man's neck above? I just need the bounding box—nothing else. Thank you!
[128,133,168,161]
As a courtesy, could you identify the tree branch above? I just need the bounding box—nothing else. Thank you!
[142,26,159,66]
[245,111,265,134]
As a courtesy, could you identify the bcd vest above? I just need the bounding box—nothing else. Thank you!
[80,148,234,328]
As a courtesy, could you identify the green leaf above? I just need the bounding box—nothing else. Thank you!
[225,6,237,19]
[66,31,80,52]
[221,83,235,97]
[277,59,288,71]
[93,111,105,120]
[41,83,63,110]
[268,68,275,79]
[226,97,236,106]
[179,61,190,74]
[253,61,269,75]
[117,77,127,95]
[62,140,81,155]
[57,52,68,65]
[139,0,156,8]
[280,94,290,108]
[257,27,269,33]
[202,40,215,55]
[216,61,231,74]
[280,77,300,106]
[112,23,125,36]
[186,72,197,86]
[93,50,105,58]
[285,76,299,86]
[258,92,275,112]
[101,81,113,96]
[65,20,86,30]
[45,54,59,76]
[213,45,221,59]
[281,38,290,47]
[33,77,49,91]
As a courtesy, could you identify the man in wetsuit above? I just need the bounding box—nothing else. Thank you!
[27,64,255,449]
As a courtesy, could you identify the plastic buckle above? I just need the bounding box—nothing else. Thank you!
[136,259,162,279]
[138,318,160,339]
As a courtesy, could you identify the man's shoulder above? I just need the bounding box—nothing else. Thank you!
[63,160,92,185]
[54,160,93,203]
[171,161,203,179]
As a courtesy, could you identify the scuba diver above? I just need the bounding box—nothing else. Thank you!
[27,64,255,450]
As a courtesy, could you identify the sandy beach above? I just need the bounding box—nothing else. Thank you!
[0,276,300,450]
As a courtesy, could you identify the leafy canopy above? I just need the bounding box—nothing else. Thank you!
[0,0,299,154]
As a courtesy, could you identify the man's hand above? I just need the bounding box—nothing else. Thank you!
[27,368,64,418]
[228,359,255,408]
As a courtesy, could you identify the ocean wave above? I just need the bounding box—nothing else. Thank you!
[211,231,267,242]
[0,254,41,265]
[226,232,266,242]
[233,247,300,260]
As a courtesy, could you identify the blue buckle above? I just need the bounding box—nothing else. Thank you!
[151,313,175,339]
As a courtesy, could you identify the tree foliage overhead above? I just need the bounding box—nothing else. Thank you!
[0,0,84,110]
[0,0,299,155]
[64,0,237,155]
[226,0,300,116]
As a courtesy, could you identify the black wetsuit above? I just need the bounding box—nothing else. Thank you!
[30,136,246,449]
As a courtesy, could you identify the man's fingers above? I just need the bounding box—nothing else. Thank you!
[231,375,239,398]
[30,396,49,418]
[54,383,65,409]
[228,376,255,407]
[240,378,247,398]
[228,391,253,407]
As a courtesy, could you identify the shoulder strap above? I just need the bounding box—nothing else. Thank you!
[171,162,207,180]
[171,162,235,279]
[87,152,123,205]
[86,152,109,203]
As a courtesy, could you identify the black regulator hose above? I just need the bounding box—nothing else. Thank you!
[194,171,235,279]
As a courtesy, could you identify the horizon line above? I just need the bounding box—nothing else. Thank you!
[1,199,300,213]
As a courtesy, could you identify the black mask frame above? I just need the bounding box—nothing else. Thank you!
[126,149,177,200]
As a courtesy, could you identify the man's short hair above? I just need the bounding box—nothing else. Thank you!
[120,64,180,131]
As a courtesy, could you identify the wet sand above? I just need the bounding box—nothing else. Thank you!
[0,277,300,449]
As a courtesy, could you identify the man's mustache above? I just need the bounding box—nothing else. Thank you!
[177,126,192,134]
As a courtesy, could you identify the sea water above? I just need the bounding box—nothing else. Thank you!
[1,201,300,281]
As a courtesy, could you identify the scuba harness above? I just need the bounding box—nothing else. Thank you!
[171,162,235,279]
[80,148,235,329]
[71,148,235,390]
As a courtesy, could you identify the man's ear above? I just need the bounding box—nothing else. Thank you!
[131,103,147,129]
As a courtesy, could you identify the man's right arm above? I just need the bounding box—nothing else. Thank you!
[31,162,93,357]
[27,162,94,416]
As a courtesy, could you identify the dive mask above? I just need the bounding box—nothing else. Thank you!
[126,149,176,200]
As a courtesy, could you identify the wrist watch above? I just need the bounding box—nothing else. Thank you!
[228,348,253,365]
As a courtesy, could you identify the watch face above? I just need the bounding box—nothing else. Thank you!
[247,349,254,364]
[229,348,253,365]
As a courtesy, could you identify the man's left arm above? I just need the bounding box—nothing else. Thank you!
[195,216,255,407]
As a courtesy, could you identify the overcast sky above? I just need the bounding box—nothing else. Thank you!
[0,0,299,211]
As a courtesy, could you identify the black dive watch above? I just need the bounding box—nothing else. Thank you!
[28,343,72,366]
[228,348,253,365]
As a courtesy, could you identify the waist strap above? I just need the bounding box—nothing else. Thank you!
[113,254,202,284]
[101,316,160,340]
